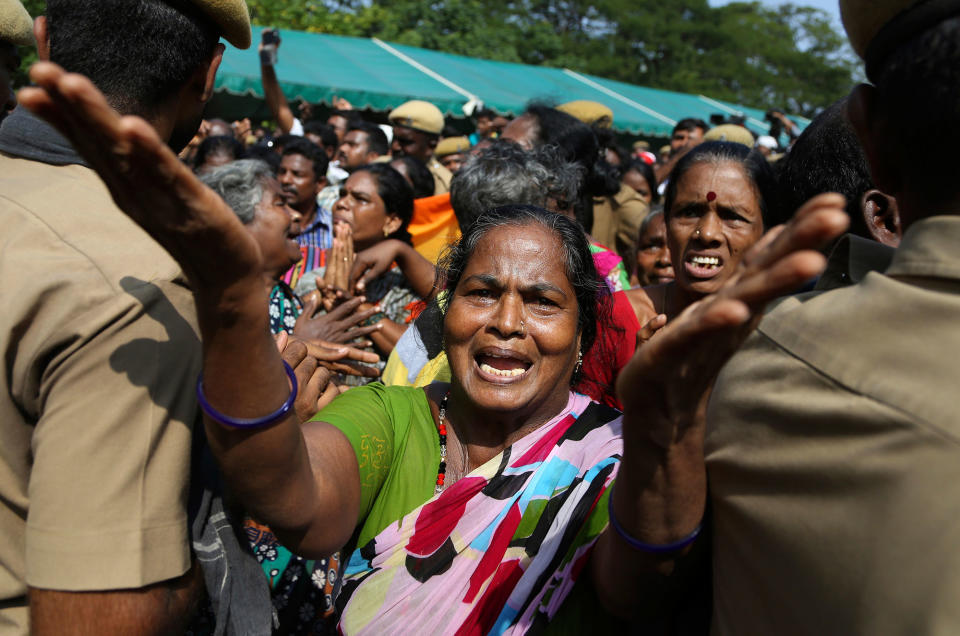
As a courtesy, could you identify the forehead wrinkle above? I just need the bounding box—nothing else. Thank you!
[462,273,502,288]
[523,282,568,298]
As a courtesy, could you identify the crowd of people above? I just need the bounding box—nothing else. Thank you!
[1,0,957,634]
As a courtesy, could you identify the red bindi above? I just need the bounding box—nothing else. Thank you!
[706,191,717,202]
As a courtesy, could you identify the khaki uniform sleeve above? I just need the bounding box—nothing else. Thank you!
[706,329,960,634]
[613,189,649,276]
[590,196,615,250]
[25,276,200,591]
[429,160,453,195]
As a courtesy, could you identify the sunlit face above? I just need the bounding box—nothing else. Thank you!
[670,126,704,153]
[337,130,376,170]
[332,171,399,251]
[622,167,653,205]
[444,223,580,422]
[440,152,466,174]
[636,214,674,286]
[391,125,433,162]
[500,114,538,150]
[667,161,764,297]
[247,178,302,279]
[278,153,320,210]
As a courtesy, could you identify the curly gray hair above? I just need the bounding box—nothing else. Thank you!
[449,141,584,231]
[199,159,274,224]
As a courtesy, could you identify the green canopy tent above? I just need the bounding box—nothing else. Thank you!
[210,26,808,141]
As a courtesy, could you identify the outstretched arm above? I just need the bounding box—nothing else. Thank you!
[351,239,439,300]
[260,40,296,134]
[591,194,849,618]
[19,63,360,558]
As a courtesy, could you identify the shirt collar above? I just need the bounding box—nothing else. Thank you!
[887,215,960,280]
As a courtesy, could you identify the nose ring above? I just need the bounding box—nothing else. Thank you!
[519,319,526,336]
[693,228,701,239]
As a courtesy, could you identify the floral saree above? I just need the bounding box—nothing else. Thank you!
[336,392,623,634]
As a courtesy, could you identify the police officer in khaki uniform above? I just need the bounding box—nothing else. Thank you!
[388,99,453,195]
[558,100,650,278]
[0,0,249,633]
[434,135,470,175]
[702,123,755,148]
[704,1,960,633]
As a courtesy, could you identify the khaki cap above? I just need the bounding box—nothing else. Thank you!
[632,140,650,151]
[389,100,444,135]
[557,100,614,128]
[0,0,34,47]
[435,136,470,157]
[704,124,755,148]
[840,0,960,79]
[191,0,251,49]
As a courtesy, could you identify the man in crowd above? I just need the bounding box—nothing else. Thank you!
[0,0,250,633]
[336,119,388,173]
[434,135,469,175]
[669,117,707,154]
[257,34,349,187]
[468,107,495,145]
[308,119,391,228]
[279,137,331,289]
[775,97,901,293]
[654,116,708,189]
[0,0,32,126]
[702,0,960,632]
[389,99,452,195]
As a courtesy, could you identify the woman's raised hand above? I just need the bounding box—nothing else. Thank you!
[320,221,355,310]
[349,239,404,295]
[617,193,849,447]
[19,63,263,291]
[592,194,849,615]
[294,295,383,346]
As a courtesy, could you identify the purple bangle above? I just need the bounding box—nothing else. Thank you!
[196,360,298,429]
[607,493,702,554]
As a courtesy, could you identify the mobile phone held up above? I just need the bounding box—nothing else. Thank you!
[260,28,280,66]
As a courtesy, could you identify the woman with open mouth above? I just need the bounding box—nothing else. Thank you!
[628,141,782,326]
[23,66,846,634]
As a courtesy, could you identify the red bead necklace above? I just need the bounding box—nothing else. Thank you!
[434,392,449,494]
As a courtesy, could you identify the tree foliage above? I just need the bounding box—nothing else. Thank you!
[13,0,859,118]
[246,0,859,117]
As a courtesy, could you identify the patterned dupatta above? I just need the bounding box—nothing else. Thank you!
[337,392,623,635]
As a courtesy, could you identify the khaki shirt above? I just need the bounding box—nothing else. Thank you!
[428,157,453,195]
[0,155,201,633]
[706,215,960,634]
[592,183,649,276]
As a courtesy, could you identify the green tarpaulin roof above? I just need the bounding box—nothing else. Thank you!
[213,26,809,139]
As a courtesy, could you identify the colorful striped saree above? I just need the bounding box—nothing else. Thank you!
[336,392,622,634]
